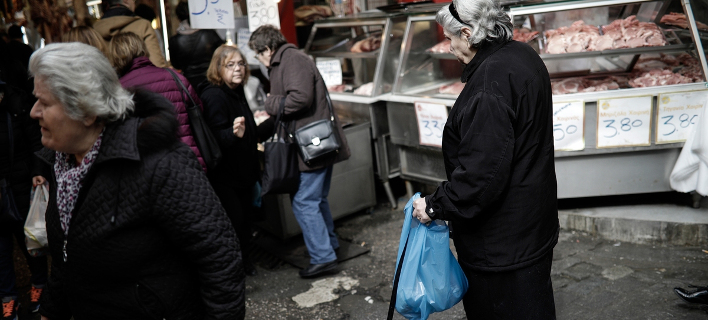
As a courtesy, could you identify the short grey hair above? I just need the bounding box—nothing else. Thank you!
[29,42,134,123]
[436,0,513,47]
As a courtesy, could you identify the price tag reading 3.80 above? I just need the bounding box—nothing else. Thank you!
[552,101,584,151]
[596,96,652,148]
[656,90,708,144]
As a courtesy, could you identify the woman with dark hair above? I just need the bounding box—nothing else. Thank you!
[411,0,558,318]
[109,32,207,171]
[199,44,274,276]
[249,25,350,279]
[169,1,224,91]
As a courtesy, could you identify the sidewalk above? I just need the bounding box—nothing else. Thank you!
[245,197,708,319]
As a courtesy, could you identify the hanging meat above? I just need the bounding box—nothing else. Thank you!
[28,0,72,43]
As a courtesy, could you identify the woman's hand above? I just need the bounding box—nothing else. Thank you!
[412,197,431,224]
[254,110,270,119]
[233,117,245,138]
[33,175,46,187]
[41,316,50,320]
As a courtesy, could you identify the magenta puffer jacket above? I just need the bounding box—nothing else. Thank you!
[119,56,206,171]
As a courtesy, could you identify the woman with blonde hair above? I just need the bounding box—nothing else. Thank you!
[109,32,207,171]
[61,26,107,55]
[199,44,273,276]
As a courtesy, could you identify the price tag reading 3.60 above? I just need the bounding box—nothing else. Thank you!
[596,96,652,148]
[552,101,584,151]
[656,90,708,144]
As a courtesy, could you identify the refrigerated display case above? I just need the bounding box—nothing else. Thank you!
[383,0,708,198]
[304,12,409,207]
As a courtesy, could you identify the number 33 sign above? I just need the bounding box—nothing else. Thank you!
[414,102,447,148]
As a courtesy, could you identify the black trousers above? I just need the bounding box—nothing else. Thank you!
[211,184,254,260]
[461,251,556,320]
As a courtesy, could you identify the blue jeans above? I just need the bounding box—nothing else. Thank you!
[292,166,339,264]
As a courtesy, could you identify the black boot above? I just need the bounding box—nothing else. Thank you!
[674,285,708,305]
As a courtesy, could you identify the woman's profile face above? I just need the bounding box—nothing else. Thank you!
[30,77,92,155]
[445,28,475,64]
[221,53,247,88]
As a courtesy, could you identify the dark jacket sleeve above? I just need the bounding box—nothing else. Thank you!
[256,117,275,142]
[263,52,315,119]
[425,91,516,222]
[151,148,245,319]
[201,88,246,150]
[39,258,73,320]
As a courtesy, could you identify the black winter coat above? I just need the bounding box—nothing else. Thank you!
[200,83,274,189]
[425,40,559,272]
[169,30,224,90]
[0,84,42,217]
[36,90,245,320]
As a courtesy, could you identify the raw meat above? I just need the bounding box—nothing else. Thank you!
[598,16,666,49]
[294,5,332,26]
[351,35,381,53]
[551,77,622,95]
[353,82,374,95]
[438,81,465,95]
[513,28,539,43]
[327,84,352,93]
[544,21,600,54]
[428,40,451,53]
[629,69,693,88]
[660,12,708,31]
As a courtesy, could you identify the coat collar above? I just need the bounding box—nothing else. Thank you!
[270,43,298,68]
[461,40,509,83]
[35,117,141,166]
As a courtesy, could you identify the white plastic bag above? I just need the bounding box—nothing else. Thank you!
[24,185,49,255]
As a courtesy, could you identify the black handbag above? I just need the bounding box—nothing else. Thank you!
[166,69,222,171]
[1,111,22,223]
[292,87,341,165]
[261,98,300,196]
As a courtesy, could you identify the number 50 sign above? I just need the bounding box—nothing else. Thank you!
[414,102,448,148]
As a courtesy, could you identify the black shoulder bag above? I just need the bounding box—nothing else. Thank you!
[1,111,23,223]
[261,98,300,196]
[166,69,222,171]
[292,85,341,165]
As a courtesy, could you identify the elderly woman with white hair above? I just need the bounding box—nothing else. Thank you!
[29,42,245,320]
[411,0,559,318]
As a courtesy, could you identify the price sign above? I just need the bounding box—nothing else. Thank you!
[237,29,259,65]
[414,102,447,148]
[552,101,585,151]
[316,58,342,87]
[656,90,708,144]
[596,96,652,148]
[247,0,280,32]
[188,0,235,29]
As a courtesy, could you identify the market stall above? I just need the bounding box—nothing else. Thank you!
[382,0,708,198]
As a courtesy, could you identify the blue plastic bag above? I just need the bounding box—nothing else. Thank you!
[393,193,468,320]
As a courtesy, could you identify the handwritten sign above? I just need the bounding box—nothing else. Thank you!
[188,0,234,29]
[596,96,652,148]
[247,0,280,32]
[414,102,447,148]
[553,101,584,151]
[237,29,260,65]
[316,58,343,87]
[656,90,708,144]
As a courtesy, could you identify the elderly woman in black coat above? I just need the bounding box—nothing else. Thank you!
[29,43,244,320]
[412,0,559,319]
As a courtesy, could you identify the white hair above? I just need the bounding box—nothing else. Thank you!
[436,0,513,47]
[29,42,134,123]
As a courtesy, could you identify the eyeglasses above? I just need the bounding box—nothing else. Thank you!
[225,61,247,70]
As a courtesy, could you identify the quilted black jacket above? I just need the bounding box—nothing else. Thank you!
[36,90,245,320]
[425,40,559,272]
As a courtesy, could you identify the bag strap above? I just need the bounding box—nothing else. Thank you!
[387,231,410,320]
[268,97,287,142]
[6,112,14,172]
[166,68,198,110]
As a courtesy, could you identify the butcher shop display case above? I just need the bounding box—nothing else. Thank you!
[303,13,409,208]
[383,0,708,199]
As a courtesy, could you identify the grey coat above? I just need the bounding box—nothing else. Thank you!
[263,44,351,171]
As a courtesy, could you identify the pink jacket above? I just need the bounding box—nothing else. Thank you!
[119,56,207,171]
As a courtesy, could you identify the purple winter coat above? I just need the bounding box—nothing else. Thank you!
[119,56,207,171]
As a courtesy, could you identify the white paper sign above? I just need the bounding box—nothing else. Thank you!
[553,101,585,151]
[188,0,235,29]
[597,96,652,148]
[656,90,708,144]
[316,58,343,87]
[237,28,260,65]
[414,102,447,148]
[247,0,280,32]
